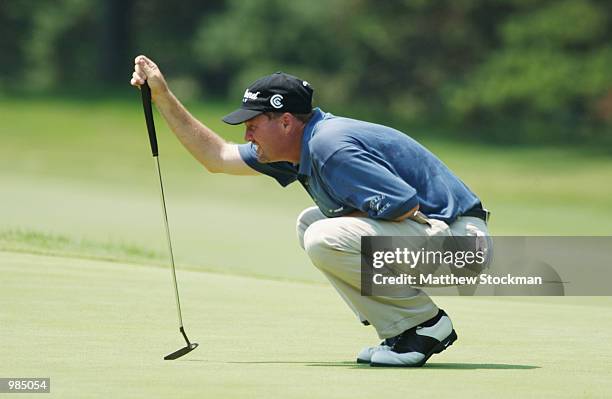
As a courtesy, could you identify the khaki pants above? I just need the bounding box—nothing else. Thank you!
[296,206,489,339]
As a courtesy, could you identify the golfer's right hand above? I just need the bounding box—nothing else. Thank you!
[131,55,168,98]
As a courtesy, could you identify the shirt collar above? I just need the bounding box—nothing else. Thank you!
[297,107,324,176]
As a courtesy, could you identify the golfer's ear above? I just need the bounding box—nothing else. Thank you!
[283,113,295,128]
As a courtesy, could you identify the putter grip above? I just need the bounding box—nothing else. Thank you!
[140,81,159,157]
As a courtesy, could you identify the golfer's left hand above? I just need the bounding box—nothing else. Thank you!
[131,55,169,100]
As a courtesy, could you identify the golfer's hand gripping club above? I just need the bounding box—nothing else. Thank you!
[140,82,159,157]
[139,81,198,360]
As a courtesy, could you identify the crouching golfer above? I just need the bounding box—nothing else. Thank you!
[130,55,490,367]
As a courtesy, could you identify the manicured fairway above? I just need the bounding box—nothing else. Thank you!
[2,250,611,399]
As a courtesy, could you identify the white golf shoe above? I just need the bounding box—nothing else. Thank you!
[355,336,399,364]
[369,309,457,367]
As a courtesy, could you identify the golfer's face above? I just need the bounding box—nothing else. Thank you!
[244,114,284,163]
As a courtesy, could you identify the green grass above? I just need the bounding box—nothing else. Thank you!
[1,97,612,398]
[2,251,612,399]
[0,228,162,264]
[1,97,611,283]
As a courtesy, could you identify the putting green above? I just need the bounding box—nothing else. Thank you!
[2,250,611,398]
[2,98,612,291]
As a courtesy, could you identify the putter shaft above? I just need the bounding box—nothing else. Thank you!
[153,155,184,330]
[140,81,197,359]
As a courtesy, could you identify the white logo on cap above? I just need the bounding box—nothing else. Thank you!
[303,81,309,86]
[270,94,283,109]
[243,90,260,103]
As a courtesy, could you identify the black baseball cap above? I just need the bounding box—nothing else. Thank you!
[222,72,314,125]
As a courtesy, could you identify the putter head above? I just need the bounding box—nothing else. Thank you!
[164,342,199,360]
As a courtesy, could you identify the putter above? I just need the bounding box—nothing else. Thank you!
[140,81,199,360]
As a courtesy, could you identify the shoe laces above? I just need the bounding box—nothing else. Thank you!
[372,338,397,352]
[383,335,400,347]
[372,344,391,353]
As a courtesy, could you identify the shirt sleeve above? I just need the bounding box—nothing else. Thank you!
[237,143,298,187]
[319,146,419,220]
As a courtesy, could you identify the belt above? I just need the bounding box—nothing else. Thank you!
[462,203,490,223]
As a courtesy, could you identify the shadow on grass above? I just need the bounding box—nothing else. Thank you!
[424,363,539,370]
[183,359,539,370]
[306,362,539,370]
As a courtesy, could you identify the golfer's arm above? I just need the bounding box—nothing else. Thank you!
[153,90,258,175]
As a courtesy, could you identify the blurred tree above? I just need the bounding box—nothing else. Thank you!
[1,0,611,144]
[0,0,221,92]
[130,0,225,99]
[100,0,133,85]
[22,0,102,91]
[447,0,612,142]
[194,1,484,119]
[0,1,34,89]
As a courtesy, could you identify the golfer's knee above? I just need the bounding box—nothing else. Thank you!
[296,206,324,250]
[303,223,330,266]
[303,220,352,266]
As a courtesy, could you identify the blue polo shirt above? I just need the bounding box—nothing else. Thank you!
[237,108,481,222]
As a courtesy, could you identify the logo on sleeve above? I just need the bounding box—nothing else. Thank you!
[270,94,284,109]
[369,195,390,216]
